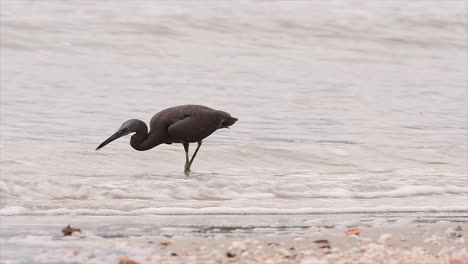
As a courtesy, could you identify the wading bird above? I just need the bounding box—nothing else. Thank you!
[96,105,237,174]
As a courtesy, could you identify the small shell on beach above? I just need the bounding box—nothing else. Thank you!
[226,241,247,258]
[445,228,456,237]
[243,238,259,245]
[359,237,372,243]
[445,228,462,239]
[346,235,360,241]
[228,241,246,251]
[277,248,291,257]
[378,233,392,244]
[116,256,139,264]
[159,240,172,247]
[424,235,442,245]
[344,227,361,236]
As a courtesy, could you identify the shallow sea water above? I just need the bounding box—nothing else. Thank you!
[0,2,467,261]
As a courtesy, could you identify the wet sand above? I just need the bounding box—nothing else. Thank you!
[1,216,466,264]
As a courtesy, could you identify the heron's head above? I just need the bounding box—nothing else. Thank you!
[96,119,143,150]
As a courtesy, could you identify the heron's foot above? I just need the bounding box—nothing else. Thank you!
[184,162,191,175]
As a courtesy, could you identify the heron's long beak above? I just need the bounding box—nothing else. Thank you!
[96,130,127,150]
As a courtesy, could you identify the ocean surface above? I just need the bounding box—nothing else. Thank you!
[1,1,467,218]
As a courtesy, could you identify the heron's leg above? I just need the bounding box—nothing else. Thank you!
[183,142,191,174]
[189,141,202,166]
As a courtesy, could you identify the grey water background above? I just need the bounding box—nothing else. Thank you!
[0,1,467,216]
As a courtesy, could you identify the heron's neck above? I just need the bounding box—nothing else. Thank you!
[129,120,156,151]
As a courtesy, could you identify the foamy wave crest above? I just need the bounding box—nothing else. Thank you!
[1,205,466,216]
[276,185,468,199]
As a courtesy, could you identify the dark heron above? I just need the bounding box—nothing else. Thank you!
[96,105,237,174]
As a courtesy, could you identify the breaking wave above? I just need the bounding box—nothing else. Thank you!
[1,205,467,216]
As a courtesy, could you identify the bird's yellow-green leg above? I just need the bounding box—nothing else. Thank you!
[183,143,191,174]
[189,141,202,166]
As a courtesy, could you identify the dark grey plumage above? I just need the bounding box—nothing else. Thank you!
[96,105,237,173]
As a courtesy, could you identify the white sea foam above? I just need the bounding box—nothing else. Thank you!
[277,185,468,199]
[2,178,466,199]
[1,205,466,216]
[0,206,29,215]
[0,181,11,193]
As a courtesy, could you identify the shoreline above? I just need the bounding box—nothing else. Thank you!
[1,215,467,263]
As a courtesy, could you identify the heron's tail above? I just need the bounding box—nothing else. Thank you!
[221,116,238,128]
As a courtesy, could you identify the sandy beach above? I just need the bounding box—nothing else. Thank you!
[1,215,467,264]
[118,224,467,264]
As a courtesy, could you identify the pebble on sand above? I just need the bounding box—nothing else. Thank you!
[61,225,81,236]
[314,239,331,249]
[159,240,172,247]
[117,256,139,264]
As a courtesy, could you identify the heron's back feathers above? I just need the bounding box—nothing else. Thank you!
[152,105,237,143]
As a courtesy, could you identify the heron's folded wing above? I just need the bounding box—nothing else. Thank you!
[167,116,221,142]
